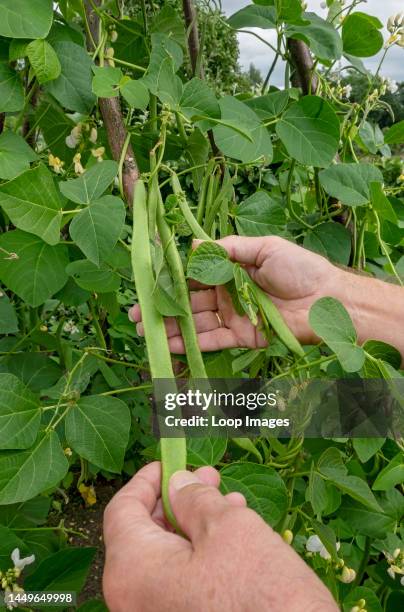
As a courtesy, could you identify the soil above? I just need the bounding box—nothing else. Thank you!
[61,478,124,606]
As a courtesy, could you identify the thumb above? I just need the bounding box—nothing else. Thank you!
[215,236,273,266]
[169,470,230,543]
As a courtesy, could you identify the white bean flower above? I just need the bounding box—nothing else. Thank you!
[11,548,35,578]
[306,534,341,560]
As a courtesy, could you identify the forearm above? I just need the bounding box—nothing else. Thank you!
[334,269,404,362]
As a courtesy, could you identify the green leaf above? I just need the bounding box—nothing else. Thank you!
[0,230,69,307]
[362,340,402,369]
[143,33,183,95]
[70,195,125,265]
[213,96,273,164]
[187,438,227,467]
[342,12,383,57]
[9,39,29,61]
[187,242,234,285]
[0,526,27,571]
[384,120,404,145]
[343,587,383,612]
[149,5,185,46]
[0,431,68,504]
[370,182,398,224]
[0,373,40,450]
[155,57,183,108]
[0,164,63,245]
[60,160,118,205]
[66,260,121,293]
[0,496,50,528]
[25,547,96,593]
[0,131,37,180]
[220,462,288,526]
[319,163,383,207]
[357,121,385,154]
[0,0,53,39]
[373,454,404,491]
[152,284,187,317]
[303,222,351,265]
[340,503,395,538]
[65,396,130,473]
[276,96,339,167]
[235,191,287,237]
[245,90,289,120]
[120,78,149,110]
[4,353,62,393]
[325,473,382,512]
[275,0,304,23]
[0,63,24,112]
[228,5,277,29]
[180,78,220,121]
[35,99,75,163]
[0,294,18,334]
[27,39,61,84]
[45,41,96,113]
[353,438,385,463]
[286,12,342,62]
[308,465,328,516]
[309,297,365,372]
[92,65,122,98]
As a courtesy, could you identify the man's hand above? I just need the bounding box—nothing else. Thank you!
[129,235,337,352]
[103,462,338,612]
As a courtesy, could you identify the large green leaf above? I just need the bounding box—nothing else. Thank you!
[309,297,365,372]
[70,195,125,266]
[370,182,397,224]
[0,230,69,307]
[66,260,121,293]
[0,526,27,571]
[342,12,383,57]
[155,57,183,107]
[65,396,130,473]
[286,12,342,61]
[319,163,383,207]
[276,96,339,167]
[343,587,383,612]
[213,96,273,164]
[45,41,96,113]
[339,503,395,538]
[384,120,404,145]
[325,473,382,512]
[0,374,41,450]
[120,78,149,110]
[0,496,50,527]
[0,0,53,39]
[187,242,234,285]
[92,65,122,98]
[186,438,227,467]
[352,438,385,463]
[180,78,220,121]
[27,39,61,84]
[228,5,277,29]
[0,294,18,334]
[372,454,404,491]
[220,462,288,526]
[60,161,118,205]
[0,164,63,245]
[235,191,287,236]
[143,33,183,95]
[25,547,96,593]
[303,222,351,265]
[245,90,289,120]
[4,353,62,393]
[0,64,24,112]
[35,99,75,163]
[0,431,68,504]
[0,131,37,180]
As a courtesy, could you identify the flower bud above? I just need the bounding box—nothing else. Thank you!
[339,566,356,583]
[357,600,366,608]
[282,530,294,545]
[110,29,118,42]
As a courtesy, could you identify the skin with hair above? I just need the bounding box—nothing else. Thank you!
[130,235,404,362]
[103,462,338,612]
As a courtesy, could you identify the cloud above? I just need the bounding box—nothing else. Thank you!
[221,0,404,86]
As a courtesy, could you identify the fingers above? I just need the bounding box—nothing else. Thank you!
[195,235,284,267]
[168,328,239,353]
[128,290,217,326]
[168,470,235,543]
[103,461,162,545]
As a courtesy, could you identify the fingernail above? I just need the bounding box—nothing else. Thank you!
[128,307,135,322]
[170,470,202,491]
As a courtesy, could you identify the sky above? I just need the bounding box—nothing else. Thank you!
[221,0,404,87]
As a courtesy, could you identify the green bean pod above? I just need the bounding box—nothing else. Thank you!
[131,179,186,528]
[171,172,212,241]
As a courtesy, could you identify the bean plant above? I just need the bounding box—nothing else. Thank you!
[0,0,403,610]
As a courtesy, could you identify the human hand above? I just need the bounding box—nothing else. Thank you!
[103,462,337,612]
[129,235,340,351]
